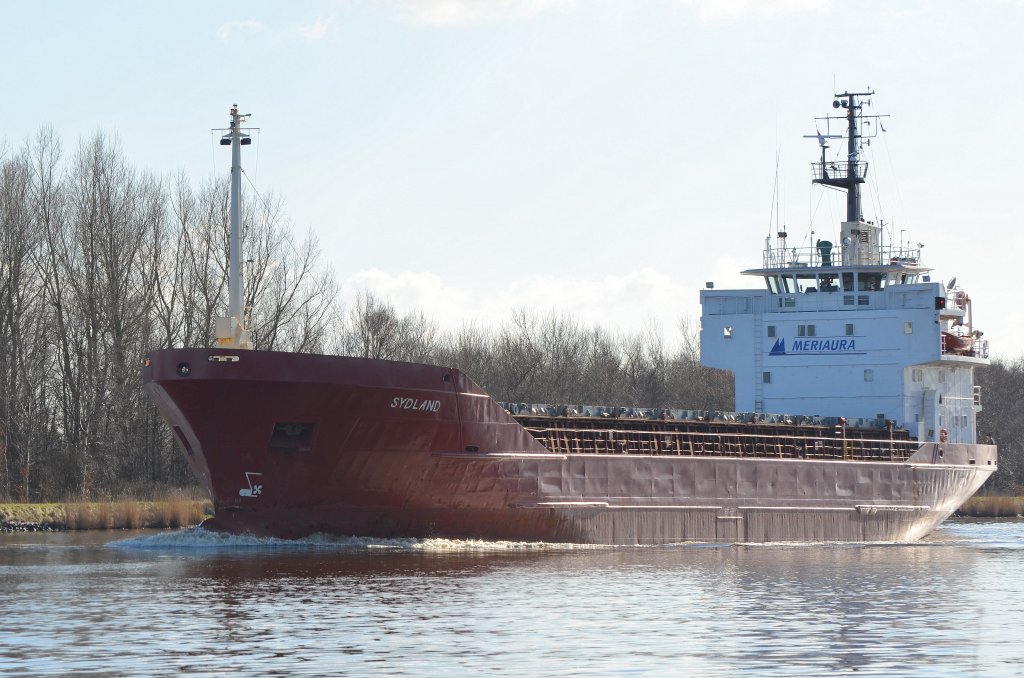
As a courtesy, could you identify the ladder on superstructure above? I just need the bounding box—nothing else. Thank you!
[753,313,764,412]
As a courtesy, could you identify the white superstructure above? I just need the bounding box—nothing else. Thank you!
[701,91,989,445]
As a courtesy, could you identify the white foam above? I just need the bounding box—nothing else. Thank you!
[107,527,411,551]
[413,537,605,551]
[106,527,604,552]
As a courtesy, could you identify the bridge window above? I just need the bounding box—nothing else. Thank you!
[842,272,855,292]
[767,325,776,337]
[904,321,913,334]
[797,324,816,337]
[796,274,818,293]
[864,369,874,382]
[858,273,883,291]
[763,372,772,384]
[846,323,854,336]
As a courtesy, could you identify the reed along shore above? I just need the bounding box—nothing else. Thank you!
[0,499,211,532]
[956,496,1024,518]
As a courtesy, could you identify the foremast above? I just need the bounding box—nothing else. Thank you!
[215,105,253,349]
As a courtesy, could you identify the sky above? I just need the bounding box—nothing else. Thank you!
[4,0,1024,356]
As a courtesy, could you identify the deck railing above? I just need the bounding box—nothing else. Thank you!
[761,242,924,270]
[941,333,989,359]
[513,416,916,463]
[811,160,868,183]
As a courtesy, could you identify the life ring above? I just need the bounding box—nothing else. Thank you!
[939,428,948,443]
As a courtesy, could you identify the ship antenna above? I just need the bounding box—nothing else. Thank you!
[811,90,873,223]
[215,104,254,349]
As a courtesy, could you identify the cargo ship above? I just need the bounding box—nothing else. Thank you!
[143,93,996,544]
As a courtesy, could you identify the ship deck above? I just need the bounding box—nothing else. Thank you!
[503,404,917,462]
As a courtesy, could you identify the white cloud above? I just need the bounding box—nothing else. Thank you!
[294,15,338,41]
[708,254,750,290]
[680,0,829,20]
[342,267,703,342]
[343,269,475,328]
[216,19,266,42]
[387,0,576,25]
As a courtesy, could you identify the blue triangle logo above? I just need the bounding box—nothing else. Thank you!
[769,338,786,355]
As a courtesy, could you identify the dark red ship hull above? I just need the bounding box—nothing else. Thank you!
[143,348,996,544]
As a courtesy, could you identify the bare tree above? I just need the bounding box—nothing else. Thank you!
[249,228,336,353]
[579,327,623,404]
[339,291,438,361]
[0,142,52,499]
[977,358,1024,493]
[435,322,493,385]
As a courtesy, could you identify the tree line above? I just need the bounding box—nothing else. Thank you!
[0,131,1019,501]
[0,131,337,500]
[976,360,1024,493]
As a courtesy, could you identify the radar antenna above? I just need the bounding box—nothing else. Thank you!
[808,90,888,223]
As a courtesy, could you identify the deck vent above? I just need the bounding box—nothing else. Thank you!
[465,445,479,452]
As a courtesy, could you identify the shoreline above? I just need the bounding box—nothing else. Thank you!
[2,496,1021,533]
[0,500,212,533]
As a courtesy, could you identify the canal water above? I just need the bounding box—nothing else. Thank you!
[1,520,1022,676]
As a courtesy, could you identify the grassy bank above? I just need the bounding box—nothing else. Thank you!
[957,495,1024,518]
[0,498,213,531]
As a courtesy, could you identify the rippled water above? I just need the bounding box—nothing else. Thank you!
[1,521,1023,676]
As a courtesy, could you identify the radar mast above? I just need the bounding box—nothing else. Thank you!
[809,90,890,266]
